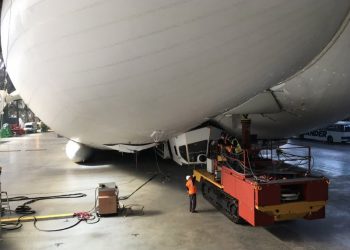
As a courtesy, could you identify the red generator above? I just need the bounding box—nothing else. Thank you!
[194,144,328,226]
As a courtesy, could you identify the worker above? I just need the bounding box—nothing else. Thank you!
[185,175,197,213]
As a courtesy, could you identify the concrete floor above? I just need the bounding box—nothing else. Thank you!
[0,133,349,250]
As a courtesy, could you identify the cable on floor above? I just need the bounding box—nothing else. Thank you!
[0,214,27,231]
[4,193,87,215]
[33,212,100,232]
[1,193,92,231]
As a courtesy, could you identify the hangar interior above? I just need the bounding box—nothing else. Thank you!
[1,1,350,249]
[0,133,350,249]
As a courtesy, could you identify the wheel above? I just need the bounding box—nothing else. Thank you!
[327,136,333,143]
[229,200,244,224]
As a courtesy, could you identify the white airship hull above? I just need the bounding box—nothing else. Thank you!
[2,0,350,148]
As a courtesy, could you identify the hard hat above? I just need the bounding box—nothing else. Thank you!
[186,175,191,180]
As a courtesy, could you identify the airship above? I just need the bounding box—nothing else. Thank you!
[1,0,350,162]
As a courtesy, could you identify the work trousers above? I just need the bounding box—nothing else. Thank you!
[189,194,197,212]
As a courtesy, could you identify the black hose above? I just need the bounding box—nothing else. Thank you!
[119,174,158,200]
[33,216,83,232]
[4,193,87,215]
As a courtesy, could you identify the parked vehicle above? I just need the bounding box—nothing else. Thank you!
[11,124,25,136]
[301,121,350,143]
[24,122,37,134]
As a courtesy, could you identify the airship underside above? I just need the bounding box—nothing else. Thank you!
[2,0,350,158]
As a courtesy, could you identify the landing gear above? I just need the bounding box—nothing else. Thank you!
[65,140,94,163]
[201,180,244,224]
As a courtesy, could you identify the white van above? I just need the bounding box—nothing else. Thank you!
[24,122,38,134]
[302,121,350,143]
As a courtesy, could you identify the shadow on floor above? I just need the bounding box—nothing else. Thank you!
[264,175,350,248]
[196,208,218,214]
[127,209,162,217]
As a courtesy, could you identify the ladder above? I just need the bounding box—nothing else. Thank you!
[0,166,2,240]
[1,191,11,216]
[0,167,10,216]
[0,167,12,241]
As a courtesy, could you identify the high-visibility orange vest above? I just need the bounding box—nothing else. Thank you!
[186,178,197,195]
